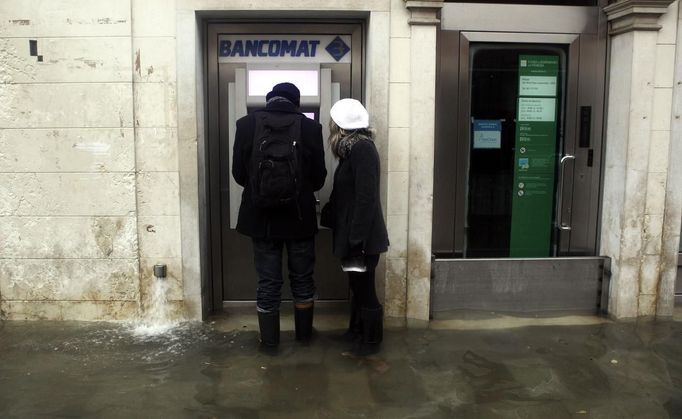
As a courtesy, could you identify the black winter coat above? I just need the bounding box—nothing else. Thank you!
[232,101,326,239]
[326,139,389,258]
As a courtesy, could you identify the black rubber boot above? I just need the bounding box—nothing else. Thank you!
[331,297,361,344]
[258,311,280,348]
[340,296,362,342]
[294,304,314,342]
[354,305,383,356]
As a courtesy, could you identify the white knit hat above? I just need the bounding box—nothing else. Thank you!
[330,98,369,130]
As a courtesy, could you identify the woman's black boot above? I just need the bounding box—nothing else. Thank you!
[332,296,362,344]
[354,305,383,356]
[258,311,280,348]
[294,303,314,342]
[341,296,362,341]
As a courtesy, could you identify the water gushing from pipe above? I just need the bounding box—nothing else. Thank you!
[132,264,179,337]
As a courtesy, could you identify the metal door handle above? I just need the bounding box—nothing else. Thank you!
[560,155,575,165]
[557,154,575,231]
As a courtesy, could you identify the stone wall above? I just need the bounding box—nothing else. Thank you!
[131,0,184,317]
[601,0,680,319]
[659,1,682,316]
[0,1,140,320]
[384,0,411,319]
[0,0,183,320]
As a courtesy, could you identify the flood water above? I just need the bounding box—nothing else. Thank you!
[0,318,681,418]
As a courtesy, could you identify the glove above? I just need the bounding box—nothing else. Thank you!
[320,202,334,228]
[347,242,365,258]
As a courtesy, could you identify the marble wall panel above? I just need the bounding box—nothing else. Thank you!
[0,128,134,172]
[0,216,138,259]
[0,173,136,216]
[0,37,132,83]
[0,0,131,37]
[0,258,139,301]
[0,83,134,128]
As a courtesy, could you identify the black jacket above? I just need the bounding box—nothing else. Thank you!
[232,101,326,239]
[326,139,389,257]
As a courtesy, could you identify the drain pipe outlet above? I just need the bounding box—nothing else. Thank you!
[153,264,167,280]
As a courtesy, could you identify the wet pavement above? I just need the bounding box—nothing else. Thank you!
[0,314,681,418]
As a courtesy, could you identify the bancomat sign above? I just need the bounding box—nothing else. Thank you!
[218,35,351,63]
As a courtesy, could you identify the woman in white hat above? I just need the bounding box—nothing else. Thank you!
[322,98,389,356]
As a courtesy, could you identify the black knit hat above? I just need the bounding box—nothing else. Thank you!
[266,82,301,107]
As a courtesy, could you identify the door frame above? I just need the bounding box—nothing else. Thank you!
[434,2,609,259]
[204,20,365,313]
[434,30,607,257]
[431,3,609,314]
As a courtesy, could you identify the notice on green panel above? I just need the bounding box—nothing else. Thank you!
[510,55,559,257]
[518,98,556,122]
[519,55,559,97]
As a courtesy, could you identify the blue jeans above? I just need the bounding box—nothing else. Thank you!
[252,237,316,313]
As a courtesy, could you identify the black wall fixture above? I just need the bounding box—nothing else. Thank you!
[29,39,42,62]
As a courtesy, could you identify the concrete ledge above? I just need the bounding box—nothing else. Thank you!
[404,0,442,26]
[604,0,675,35]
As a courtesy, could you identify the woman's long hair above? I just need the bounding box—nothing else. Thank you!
[329,119,374,159]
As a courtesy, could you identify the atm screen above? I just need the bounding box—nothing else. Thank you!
[248,70,319,96]
[246,108,317,122]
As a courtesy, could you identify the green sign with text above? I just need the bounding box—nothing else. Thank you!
[510,55,559,257]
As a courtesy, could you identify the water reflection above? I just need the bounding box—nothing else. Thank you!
[0,320,680,418]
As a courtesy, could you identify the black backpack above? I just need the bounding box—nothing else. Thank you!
[250,111,304,212]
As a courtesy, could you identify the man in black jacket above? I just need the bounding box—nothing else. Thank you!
[232,82,326,349]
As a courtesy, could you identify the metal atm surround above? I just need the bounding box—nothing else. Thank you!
[204,21,364,313]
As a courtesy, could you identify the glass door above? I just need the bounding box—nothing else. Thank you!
[434,14,608,263]
[465,44,568,257]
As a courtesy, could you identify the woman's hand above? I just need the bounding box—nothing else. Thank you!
[348,242,365,257]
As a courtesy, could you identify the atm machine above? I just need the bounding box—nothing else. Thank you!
[226,63,342,232]
[206,24,363,308]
